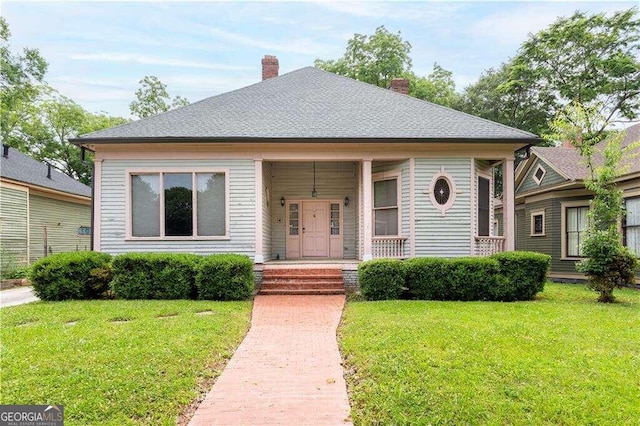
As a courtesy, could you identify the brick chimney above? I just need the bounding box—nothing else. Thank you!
[562,139,574,148]
[262,55,279,80]
[388,78,409,95]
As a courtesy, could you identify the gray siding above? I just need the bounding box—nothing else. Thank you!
[100,159,256,256]
[515,209,526,251]
[270,161,358,259]
[262,162,273,261]
[0,186,28,267]
[29,195,91,263]
[414,158,472,257]
[520,199,553,255]
[550,197,590,276]
[517,158,567,193]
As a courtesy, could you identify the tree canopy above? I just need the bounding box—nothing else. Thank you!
[129,75,190,118]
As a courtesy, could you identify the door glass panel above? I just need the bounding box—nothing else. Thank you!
[330,203,340,235]
[289,203,299,236]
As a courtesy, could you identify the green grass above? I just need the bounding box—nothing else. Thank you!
[1,300,252,425]
[340,283,640,425]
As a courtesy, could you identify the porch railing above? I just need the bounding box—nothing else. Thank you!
[474,236,505,256]
[372,236,408,259]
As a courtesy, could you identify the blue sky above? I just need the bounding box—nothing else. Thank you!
[3,1,636,118]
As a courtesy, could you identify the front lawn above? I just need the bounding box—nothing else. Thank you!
[340,283,640,425]
[1,300,252,425]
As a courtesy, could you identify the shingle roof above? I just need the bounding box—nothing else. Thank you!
[78,67,539,142]
[531,123,640,181]
[0,147,91,198]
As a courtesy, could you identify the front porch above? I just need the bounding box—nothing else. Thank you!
[254,157,514,265]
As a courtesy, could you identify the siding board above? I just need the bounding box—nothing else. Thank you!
[518,158,567,193]
[0,186,29,266]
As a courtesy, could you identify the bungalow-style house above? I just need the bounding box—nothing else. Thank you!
[496,123,640,282]
[0,145,92,269]
[72,56,540,291]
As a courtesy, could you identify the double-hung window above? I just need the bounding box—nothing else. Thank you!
[373,176,399,236]
[566,206,588,257]
[129,171,228,239]
[623,197,640,256]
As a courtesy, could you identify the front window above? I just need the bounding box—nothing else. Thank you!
[374,178,399,236]
[623,197,640,256]
[130,171,227,238]
[566,206,588,257]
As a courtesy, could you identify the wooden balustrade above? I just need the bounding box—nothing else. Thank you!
[474,236,505,256]
[372,236,408,259]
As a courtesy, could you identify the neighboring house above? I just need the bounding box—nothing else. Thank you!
[0,145,92,268]
[496,123,640,281]
[72,56,540,275]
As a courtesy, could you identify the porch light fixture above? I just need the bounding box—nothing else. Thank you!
[280,196,285,207]
[311,162,317,197]
[344,196,350,207]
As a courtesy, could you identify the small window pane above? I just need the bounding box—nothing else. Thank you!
[165,173,193,236]
[626,198,640,226]
[132,174,160,237]
[197,173,226,236]
[533,214,544,234]
[375,209,398,236]
[374,179,397,208]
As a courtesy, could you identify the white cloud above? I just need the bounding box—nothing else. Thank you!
[69,52,253,71]
[315,1,460,22]
[208,28,336,56]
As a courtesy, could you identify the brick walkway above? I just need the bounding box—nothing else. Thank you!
[189,295,353,425]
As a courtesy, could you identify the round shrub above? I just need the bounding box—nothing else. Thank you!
[491,251,550,301]
[30,251,112,301]
[111,252,200,300]
[358,259,405,300]
[196,254,254,301]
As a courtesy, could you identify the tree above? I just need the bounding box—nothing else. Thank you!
[129,76,190,118]
[457,63,555,139]
[548,102,639,302]
[407,63,461,108]
[22,93,130,185]
[315,26,412,89]
[505,8,640,138]
[0,16,48,148]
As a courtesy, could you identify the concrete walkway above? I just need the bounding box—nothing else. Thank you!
[189,295,353,425]
[0,287,39,308]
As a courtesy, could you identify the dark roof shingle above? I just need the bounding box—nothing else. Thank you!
[0,147,91,198]
[79,67,539,142]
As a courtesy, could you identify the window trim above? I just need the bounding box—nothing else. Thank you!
[530,209,546,237]
[532,164,547,186]
[372,171,401,237]
[125,168,230,240]
[561,201,589,260]
[623,196,640,256]
[428,167,457,216]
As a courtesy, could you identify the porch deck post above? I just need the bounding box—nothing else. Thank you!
[254,159,264,263]
[363,159,373,261]
[503,158,515,251]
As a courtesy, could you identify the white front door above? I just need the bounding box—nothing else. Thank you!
[302,201,329,257]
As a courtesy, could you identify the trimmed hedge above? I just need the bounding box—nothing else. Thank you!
[111,253,201,300]
[196,254,254,301]
[30,252,112,301]
[359,251,551,302]
[404,257,500,301]
[491,251,550,301]
[358,258,405,300]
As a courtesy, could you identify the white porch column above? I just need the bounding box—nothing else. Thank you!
[254,159,264,263]
[503,159,515,251]
[362,159,373,261]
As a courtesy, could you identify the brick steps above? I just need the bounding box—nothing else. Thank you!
[259,267,345,295]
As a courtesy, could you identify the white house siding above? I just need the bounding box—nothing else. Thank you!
[262,162,273,261]
[29,195,91,263]
[0,186,28,266]
[414,158,472,256]
[270,161,358,259]
[100,159,256,256]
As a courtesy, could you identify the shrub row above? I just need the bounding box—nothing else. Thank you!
[30,252,254,301]
[358,251,551,302]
